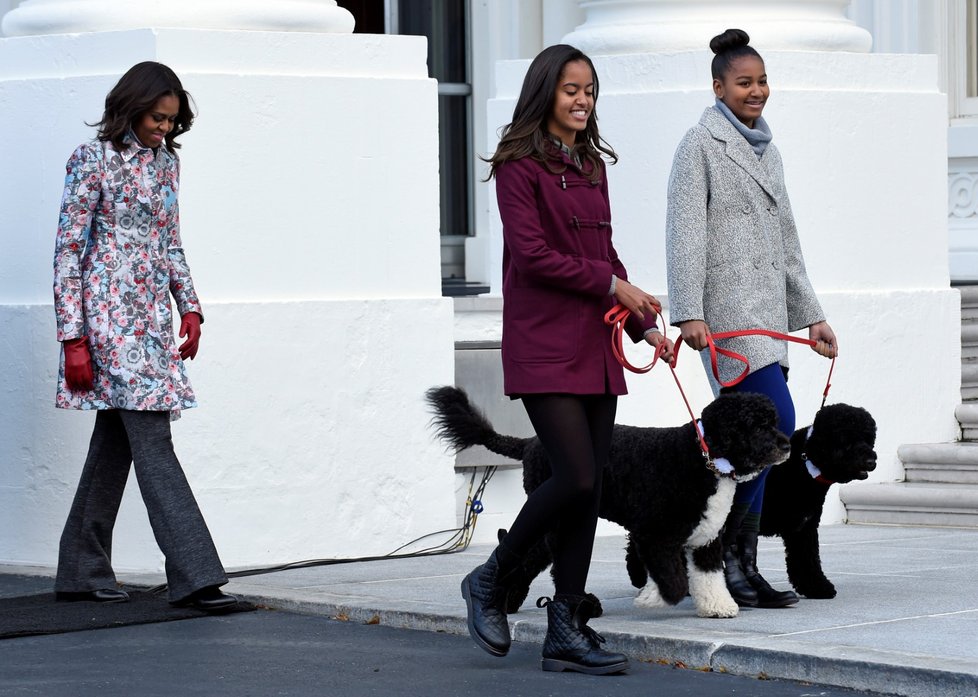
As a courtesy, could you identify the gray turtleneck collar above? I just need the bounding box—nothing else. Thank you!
[714,98,772,158]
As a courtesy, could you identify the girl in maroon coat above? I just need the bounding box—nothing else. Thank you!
[460,44,674,675]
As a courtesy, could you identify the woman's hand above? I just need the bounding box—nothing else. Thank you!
[678,319,711,351]
[63,337,93,392]
[645,331,676,367]
[179,312,202,360]
[613,277,660,322]
[809,321,838,358]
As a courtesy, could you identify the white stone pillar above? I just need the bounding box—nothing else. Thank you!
[562,0,872,55]
[2,0,354,36]
[0,7,457,573]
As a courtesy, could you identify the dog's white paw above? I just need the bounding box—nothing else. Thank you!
[634,583,667,609]
[695,594,739,618]
[691,570,739,618]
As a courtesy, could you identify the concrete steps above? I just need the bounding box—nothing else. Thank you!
[841,482,978,527]
[842,286,978,528]
[898,442,978,484]
[962,286,978,400]
[956,403,978,441]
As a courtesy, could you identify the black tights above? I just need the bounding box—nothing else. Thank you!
[501,393,617,596]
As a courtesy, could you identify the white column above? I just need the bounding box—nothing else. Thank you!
[561,0,872,55]
[2,0,354,36]
[0,7,456,572]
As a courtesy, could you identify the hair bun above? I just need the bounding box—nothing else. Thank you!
[710,28,750,55]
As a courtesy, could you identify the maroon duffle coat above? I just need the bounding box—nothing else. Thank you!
[496,152,655,396]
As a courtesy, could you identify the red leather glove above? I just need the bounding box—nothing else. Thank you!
[178,312,202,360]
[63,337,94,392]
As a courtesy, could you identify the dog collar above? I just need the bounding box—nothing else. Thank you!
[696,420,736,479]
[805,459,835,486]
[711,457,735,476]
[802,427,835,485]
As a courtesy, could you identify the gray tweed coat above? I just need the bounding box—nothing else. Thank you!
[665,107,824,388]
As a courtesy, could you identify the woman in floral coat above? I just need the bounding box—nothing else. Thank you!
[52,62,235,611]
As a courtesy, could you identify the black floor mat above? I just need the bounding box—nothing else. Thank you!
[0,588,255,639]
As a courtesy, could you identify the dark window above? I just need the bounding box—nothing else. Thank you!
[336,0,385,34]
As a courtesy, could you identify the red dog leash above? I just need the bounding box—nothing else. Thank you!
[604,303,834,400]
[603,304,836,461]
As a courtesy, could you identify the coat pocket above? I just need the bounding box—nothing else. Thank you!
[506,286,581,363]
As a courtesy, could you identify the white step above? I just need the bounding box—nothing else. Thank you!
[963,321,978,338]
[956,403,978,440]
[898,442,978,484]
[841,482,978,527]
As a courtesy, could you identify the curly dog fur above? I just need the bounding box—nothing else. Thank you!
[759,403,877,599]
[425,386,790,619]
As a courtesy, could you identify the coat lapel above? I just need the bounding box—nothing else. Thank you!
[701,107,777,200]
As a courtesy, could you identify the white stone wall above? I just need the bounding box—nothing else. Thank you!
[0,29,457,572]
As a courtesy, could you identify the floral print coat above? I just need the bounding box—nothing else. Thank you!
[53,137,202,414]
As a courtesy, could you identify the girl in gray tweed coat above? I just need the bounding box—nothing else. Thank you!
[665,29,838,609]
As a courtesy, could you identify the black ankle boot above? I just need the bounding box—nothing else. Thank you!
[460,548,518,656]
[738,530,799,608]
[538,594,628,675]
[721,529,759,607]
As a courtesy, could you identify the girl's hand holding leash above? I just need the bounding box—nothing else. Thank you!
[613,277,659,322]
[678,319,711,351]
[808,321,838,359]
[645,331,676,366]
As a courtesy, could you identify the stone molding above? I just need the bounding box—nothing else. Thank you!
[562,0,872,55]
[950,167,978,219]
[2,0,354,37]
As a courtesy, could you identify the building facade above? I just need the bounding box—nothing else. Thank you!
[0,1,968,570]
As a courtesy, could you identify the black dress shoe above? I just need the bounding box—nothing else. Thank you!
[171,586,238,612]
[56,588,130,603]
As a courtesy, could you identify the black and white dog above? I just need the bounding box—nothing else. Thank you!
[625,402,878,610]
[425,386,790,619]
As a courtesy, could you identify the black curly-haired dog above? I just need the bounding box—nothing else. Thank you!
[425,385,790,619]
[624,402,878,608]
[758,403,877,599]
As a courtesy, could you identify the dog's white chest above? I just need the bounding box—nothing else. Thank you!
[687,478,736,547]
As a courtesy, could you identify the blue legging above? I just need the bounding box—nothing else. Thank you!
[721,362,795,514]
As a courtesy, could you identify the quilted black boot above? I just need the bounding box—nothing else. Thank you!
[538,594,628,675]
[460,547,520,657]
[721,522,759,607]
[739,530,799,608]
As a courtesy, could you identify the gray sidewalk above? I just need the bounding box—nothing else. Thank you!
[6,523,978,697]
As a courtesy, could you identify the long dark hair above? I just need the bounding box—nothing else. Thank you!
[484,44,617,183]
[89,62,195,152]
[710,28,763,80]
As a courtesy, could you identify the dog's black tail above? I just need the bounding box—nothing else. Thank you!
[424,386,531,462]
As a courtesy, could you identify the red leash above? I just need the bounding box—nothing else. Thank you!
[677,328,835,409]
[603,304,836,459]
[604,303,712,456]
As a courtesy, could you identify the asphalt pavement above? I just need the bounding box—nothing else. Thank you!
[0,594,886,697]
[1,523,976,697]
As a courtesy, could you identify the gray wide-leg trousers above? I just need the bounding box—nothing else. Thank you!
[55,409,228,602]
